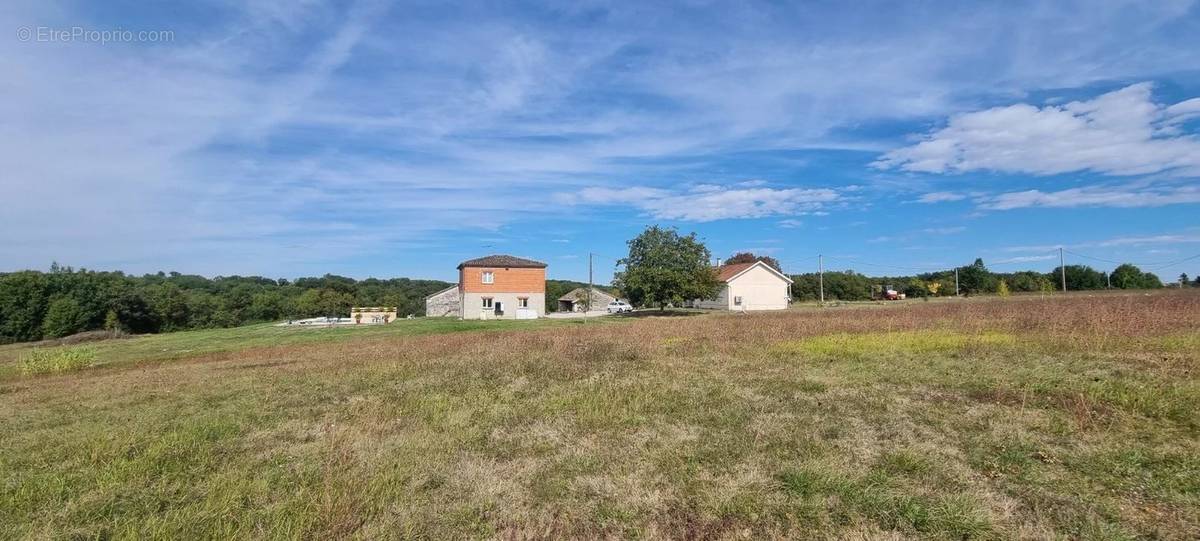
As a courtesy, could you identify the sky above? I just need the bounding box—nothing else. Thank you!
[2,0,1199,284]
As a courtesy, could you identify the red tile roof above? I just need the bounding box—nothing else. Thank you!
[716,262,756,282]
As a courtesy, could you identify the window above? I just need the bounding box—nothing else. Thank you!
[518,297,529,308]
[734,296,743,306]
[481,271,494,284]
[482,297,493,308]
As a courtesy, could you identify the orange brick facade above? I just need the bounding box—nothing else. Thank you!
[459,266,546,294]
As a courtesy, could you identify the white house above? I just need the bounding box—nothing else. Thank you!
[694,261,792,311]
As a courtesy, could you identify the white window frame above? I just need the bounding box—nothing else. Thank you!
[517,297,529,308]
[481,271,494,284]
[734,296,743,306]
[482,297,493,309]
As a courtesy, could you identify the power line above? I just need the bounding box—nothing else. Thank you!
[1150,253,1200,270]
[1063,249,1127,265]
[820,255,947,273]
[1062,249,1200,271]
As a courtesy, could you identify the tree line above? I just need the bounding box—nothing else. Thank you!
[611,226,1181,307]
[788,259,1171,301]
[0,264,453,344]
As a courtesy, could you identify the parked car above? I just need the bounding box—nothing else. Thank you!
[606,300,633,313]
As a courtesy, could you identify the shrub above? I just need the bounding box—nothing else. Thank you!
[19,346,98,375]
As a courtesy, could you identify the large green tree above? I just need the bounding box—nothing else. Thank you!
[0,271,51,343]
[1111,263,1162,289]
[41,296,89,339]
[615,226,721,309]
[956,258,995,296]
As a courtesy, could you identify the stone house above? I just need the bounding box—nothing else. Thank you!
[557,287,616,312]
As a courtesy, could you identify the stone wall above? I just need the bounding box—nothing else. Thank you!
[424,287,461,317]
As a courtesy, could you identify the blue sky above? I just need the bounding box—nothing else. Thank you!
[3,1,1199,284]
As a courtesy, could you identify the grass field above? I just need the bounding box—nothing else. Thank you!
[2,292,1198,539]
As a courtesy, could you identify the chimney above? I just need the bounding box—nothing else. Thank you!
[715,257,722,267]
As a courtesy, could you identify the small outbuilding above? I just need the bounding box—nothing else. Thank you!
[557,288,616,312]
[693,261,793,311]
[424,285,461,317]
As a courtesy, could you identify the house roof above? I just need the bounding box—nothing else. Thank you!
[557,287,616,302]
[424,285,459,300]
[717,260,794,284]
[717,262,756,282]
[456,254,547,269]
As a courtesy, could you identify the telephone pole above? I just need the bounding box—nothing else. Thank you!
[1059,247,1067,292]
[954,267,959,296]
[818,254,825,304]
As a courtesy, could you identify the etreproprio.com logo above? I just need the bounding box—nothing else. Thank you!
[17,26,174,44]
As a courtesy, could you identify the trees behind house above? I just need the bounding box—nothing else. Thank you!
[724,252,782,272]
[0,265,452,344]
[615,226,721,309]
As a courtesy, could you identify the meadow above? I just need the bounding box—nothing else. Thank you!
[1,292,1197,539]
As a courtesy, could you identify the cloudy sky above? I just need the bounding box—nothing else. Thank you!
[3,0,1199,283]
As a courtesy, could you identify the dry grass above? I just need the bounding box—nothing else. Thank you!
[2,291,1198,539]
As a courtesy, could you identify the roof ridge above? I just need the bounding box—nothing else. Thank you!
[457,254,547,269]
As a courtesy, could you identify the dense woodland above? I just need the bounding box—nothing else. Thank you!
[0,258,1189,344]
[0,265,452,344]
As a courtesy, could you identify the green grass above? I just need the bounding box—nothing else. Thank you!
[1,295,1198,538]
[17,346,98,375]
[0,316,590,381]
[770,330,1017,360]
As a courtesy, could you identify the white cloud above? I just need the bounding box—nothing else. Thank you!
[1095,234,1200,247]
[978,183,1200,210]
[777,219,804,228]
[569,185,840,222]
[1002,232,1200,253]
[875,83,1200,176]
[917,191,966,203]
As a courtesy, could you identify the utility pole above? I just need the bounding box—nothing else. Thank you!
[1106,272,1111,289]
[1059,247,1067,292]
[818,254,825,305]
[954,267,959,296]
